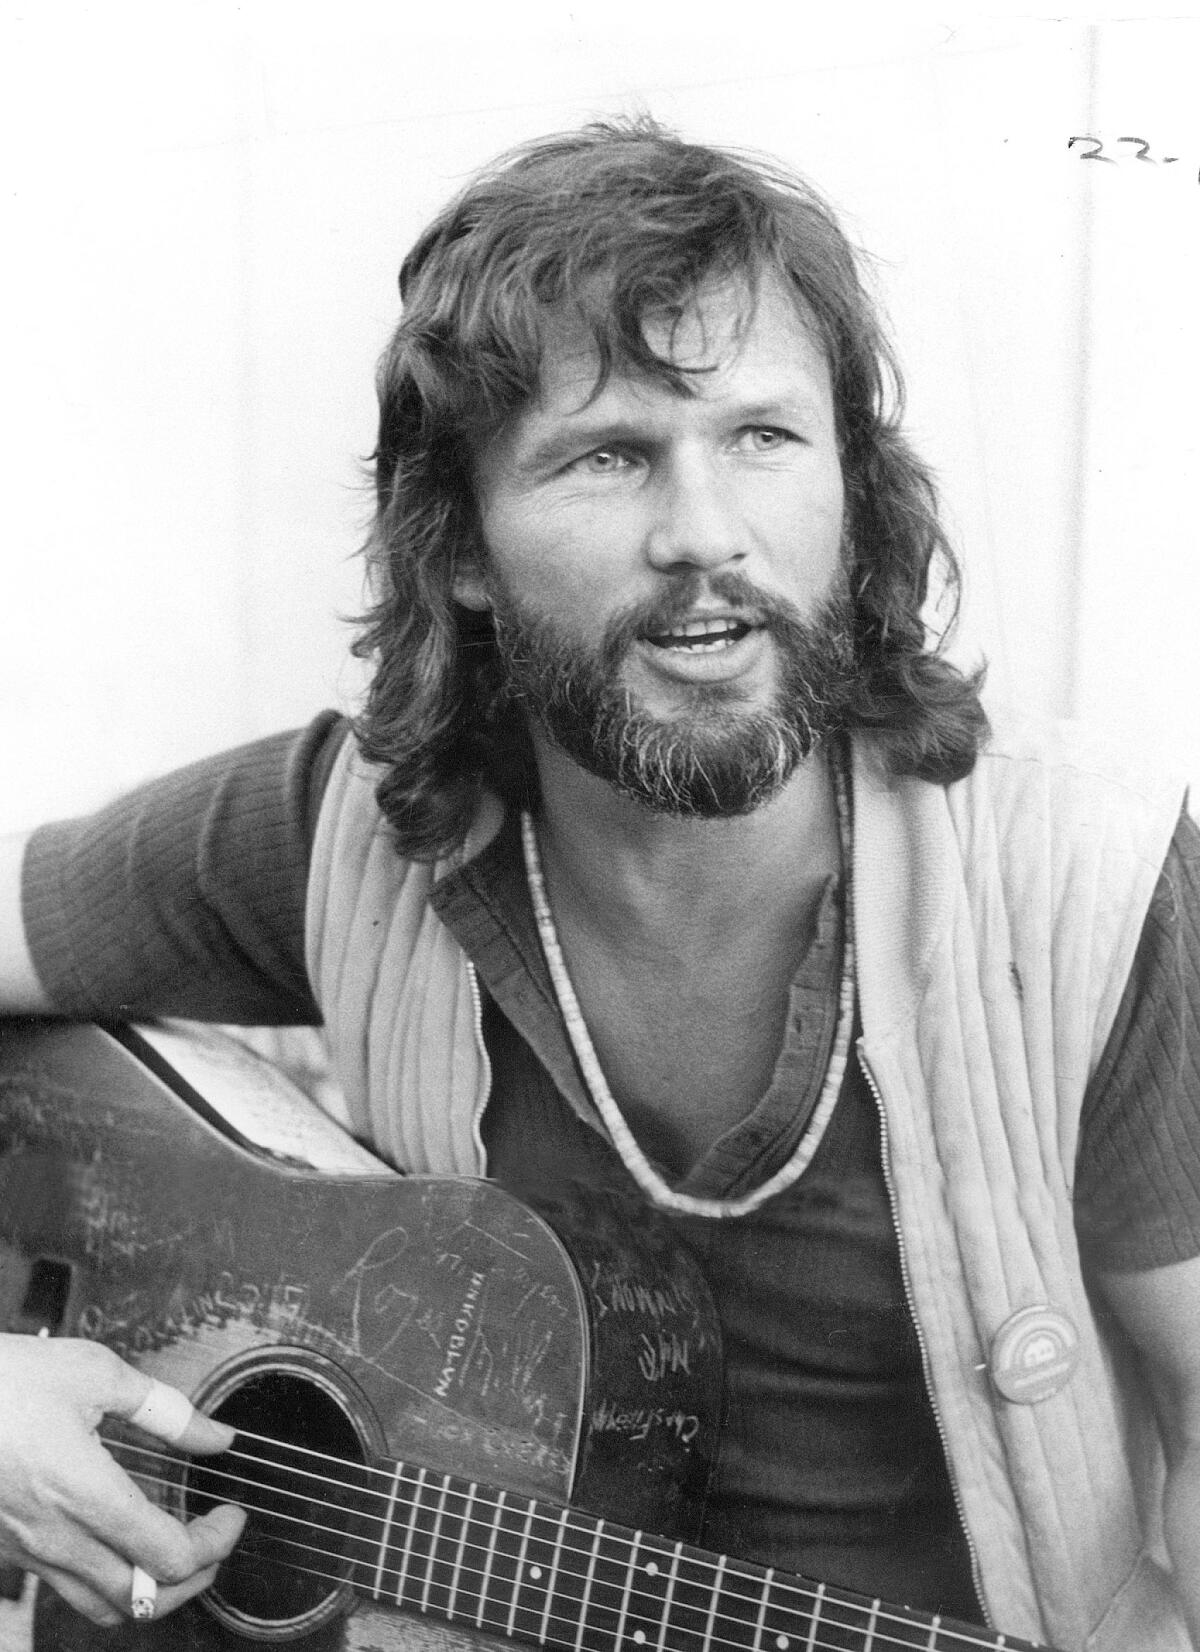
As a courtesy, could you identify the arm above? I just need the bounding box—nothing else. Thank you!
[1098,1257,1200,1647]
[10,716,343,1025]
[0,722,344,1620]
[0,832,54,1012]
[0,824,249,1623]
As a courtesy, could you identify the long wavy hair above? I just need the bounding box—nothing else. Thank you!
[353,118,988,859]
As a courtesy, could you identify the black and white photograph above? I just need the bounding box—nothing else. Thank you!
[1,10,1198,1651]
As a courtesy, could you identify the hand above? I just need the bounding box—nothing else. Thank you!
[0,1334,246,1625]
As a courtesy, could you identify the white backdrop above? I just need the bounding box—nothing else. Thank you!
[2,8,1198,832]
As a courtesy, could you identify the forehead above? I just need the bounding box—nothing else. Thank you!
[531,273,831,420]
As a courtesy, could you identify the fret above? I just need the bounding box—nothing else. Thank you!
[418,1477,451,1614]
[576,1516,638,1652]
[473,1489,577,1645]
[346,1461,1049,1652]
[372,1461,403,1600]
[476,1489,508,1631]
[456,1480,505,1628]
[751,1565,775,1652]
[473,1490,529,1639]
[643,1539,726,1651]
[574,1514,604,1652]
[381,1463,488,1624]
[863,1600,879,1649]
[446,1481,477,1621]
[612,1529,643,1650]
[416,1472,486,1622]
[592,1527,685,1652]
[504,1501,537,1641]
[655,1538,683,1652]
[393,1466,453,1615]
[693,1550,765,1652]
[391,1464,427,1606]
[758,1575,925,1652]
[702,1555,727,1651]
[537,1506,571,1645]
[804,1579,825,1652]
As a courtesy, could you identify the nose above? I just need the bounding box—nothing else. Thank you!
[643,453,750,574]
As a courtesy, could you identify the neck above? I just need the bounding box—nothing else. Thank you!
[529,737,842,952]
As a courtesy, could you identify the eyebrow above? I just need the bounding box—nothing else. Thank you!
[512,395,829,477]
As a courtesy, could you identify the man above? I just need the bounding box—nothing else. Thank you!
[1,118,1199,1648]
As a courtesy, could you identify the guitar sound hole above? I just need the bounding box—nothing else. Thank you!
[185,1368,367,1641]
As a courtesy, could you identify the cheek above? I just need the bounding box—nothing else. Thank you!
[483,496,634,609]
[761,468,845,576]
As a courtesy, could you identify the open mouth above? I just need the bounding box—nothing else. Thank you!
[644,618,757,653]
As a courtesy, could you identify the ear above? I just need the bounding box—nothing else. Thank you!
[452,562,491,612]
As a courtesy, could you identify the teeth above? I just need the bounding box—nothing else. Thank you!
[649,617,749,650]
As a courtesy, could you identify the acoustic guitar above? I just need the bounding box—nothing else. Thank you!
[0,1020,1058,1652]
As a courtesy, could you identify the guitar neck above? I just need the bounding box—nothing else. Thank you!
[249,1445,1049,1652]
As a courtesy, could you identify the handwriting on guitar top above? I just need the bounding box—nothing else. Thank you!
[404,1407,574,1476]
[587,1259,703,1323]
[638,1329,692,1382]
[591,1397,701,1443]
[77,1273,311,1359]
[434,1269,487,1396]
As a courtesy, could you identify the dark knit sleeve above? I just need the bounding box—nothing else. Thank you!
[1075,807,1200,1272]
[21,711,349,1026]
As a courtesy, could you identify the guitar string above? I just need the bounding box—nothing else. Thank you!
[112,1434,1010,1652]
[182,1523,985,1652]
[106,1435,1024,1652]
[163,1513,985,1652]
[113,1456,998,1652]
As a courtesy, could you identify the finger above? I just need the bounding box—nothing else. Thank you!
[72,1436,242,1586]
[128,1552,229,1623]
[37,1564,125,1628]
[177,1501,247,1567]
[123,1510,245,1622]
[37,1501,244,1622]
[137,1517,244,1618]
[111,1371,236,1455]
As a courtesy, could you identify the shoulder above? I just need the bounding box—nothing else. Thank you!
[952,702,1187,834]
[311,732,505,872]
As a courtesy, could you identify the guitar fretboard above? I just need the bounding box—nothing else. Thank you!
[232,1443,1051,1652]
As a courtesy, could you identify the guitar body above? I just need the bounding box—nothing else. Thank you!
[0,1022,721,1650]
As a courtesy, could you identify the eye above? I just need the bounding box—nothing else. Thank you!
[738,426,797,453]
[571,446,632,475]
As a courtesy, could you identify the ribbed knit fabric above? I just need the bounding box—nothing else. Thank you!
[306,711,1191,1650]
[23,714,343,1024]
[849,719,1188,1648]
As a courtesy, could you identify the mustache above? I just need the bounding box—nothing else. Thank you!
[597,571,844,670]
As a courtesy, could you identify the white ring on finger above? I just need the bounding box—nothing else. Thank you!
[130,1565,158,1621]
[128,1378,194,1445]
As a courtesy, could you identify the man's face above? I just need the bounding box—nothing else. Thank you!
[463,274,855,815]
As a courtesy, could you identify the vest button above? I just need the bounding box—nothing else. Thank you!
[989,1305,1079,1403]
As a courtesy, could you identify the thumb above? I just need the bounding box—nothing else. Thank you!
[186,1501,248,1559]
[114,1374,236,1456]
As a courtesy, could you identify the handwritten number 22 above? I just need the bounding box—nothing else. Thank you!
[1068,135,1172,164]
[1068,136,1115,163]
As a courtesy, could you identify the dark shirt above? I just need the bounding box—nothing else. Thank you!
[435,813,980,1615]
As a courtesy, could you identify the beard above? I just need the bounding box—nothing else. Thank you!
[486,569,857,818]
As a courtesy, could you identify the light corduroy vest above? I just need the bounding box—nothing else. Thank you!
[305,714,1190,1651]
